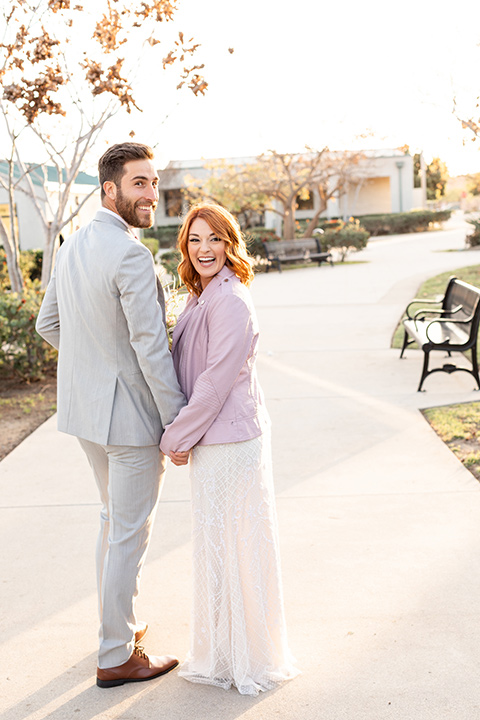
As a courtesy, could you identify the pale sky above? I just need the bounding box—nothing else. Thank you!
[5,0,480,177]
[112,0,480,177]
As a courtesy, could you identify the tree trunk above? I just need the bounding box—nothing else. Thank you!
[1,152,24,293]
[303,195,328,238]
[0,218,23,294]
[40,227,58,289]
[282,197,297,240]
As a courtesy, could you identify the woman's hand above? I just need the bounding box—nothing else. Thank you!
[169,450,190,466]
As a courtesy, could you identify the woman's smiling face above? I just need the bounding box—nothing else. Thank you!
[188,217,227,290]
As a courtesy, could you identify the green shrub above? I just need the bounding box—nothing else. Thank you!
[19,249,43,282]
[466,218,480,248]
[144,225,180,248]
[0,248,44,290]
[295,218,342,236]
[159,249,182,284]
[316,219,343,231]
[141,236,159,257]
[244,227,280,259]
[321,220,370,261]
[0,282,57,381]
[0,250,9,288]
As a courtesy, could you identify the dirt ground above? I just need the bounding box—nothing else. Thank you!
[0,373,57,461]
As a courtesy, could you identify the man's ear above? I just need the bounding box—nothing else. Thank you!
[103,181,117,200]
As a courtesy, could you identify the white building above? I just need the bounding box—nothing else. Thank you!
[155,150,423,235]
[0,164,99,251]
[0,149,426,251]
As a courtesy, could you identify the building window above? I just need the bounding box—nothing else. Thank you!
[165,189,183,217]
[296,190,314,210]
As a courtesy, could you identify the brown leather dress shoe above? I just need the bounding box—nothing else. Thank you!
[134,622,148,644]
[96,646,179,688]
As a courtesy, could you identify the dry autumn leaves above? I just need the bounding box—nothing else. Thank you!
[1,0,208,125]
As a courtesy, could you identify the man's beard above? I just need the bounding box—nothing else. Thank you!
[115,187,156,228]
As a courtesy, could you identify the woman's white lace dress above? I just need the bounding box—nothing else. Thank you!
[178,433,299,696]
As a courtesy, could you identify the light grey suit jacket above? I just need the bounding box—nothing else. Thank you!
[36,210,186,446]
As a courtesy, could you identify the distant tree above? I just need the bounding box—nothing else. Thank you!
[0,143,24,293]
[467,173,480,196]
[426,157,449,200]
[301,149,365,237]
[184,148,364,240]
[413,153,422,189]
[183,159,270,228]
[0,0,208,291]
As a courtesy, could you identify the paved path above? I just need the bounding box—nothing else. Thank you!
[2,213,480,719]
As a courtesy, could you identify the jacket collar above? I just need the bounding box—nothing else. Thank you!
[171,264,235,352]
[197,263,235,302]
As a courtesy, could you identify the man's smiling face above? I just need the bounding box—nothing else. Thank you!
[109,158,159,228]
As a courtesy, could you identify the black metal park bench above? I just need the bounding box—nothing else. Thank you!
[263,238,333,273]
[400,276,480,391]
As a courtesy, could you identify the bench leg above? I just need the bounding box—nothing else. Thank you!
[472,345,480,390]
[400,329,408,358]
[418,350,430,392]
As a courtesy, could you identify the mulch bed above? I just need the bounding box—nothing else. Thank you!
[0,372,57,461]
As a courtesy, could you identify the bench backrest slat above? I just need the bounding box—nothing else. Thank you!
[264,239,318,253]
[263,239,321,258]
[444,278,480,327]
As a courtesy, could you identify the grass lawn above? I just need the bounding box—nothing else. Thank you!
[423,402,480,482]
[394,263,480,482]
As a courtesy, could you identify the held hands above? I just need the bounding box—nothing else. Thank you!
[169,450,190,466]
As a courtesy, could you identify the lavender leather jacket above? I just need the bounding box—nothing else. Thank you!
[159,264,270,454]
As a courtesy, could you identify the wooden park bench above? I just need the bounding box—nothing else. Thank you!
[400,276,480,391]
[263,238,333,273]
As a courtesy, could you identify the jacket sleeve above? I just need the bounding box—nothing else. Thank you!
[160,292,253,454]
[116,242,186,427]
[35,264,60,350]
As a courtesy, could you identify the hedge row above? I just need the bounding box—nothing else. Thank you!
[347,209,453,236]
[298,210,452,238]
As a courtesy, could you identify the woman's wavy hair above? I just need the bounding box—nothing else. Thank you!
[177,203,254,296]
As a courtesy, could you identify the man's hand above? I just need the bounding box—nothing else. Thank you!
[169,450,190,466]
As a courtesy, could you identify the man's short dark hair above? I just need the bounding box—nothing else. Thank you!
[98,143,154,199]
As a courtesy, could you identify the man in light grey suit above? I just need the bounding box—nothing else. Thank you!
[36,142,186,688]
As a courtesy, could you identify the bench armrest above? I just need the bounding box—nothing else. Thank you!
[405,297,444,319]
[412,304,462,322]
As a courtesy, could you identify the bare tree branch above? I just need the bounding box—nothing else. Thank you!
[0,0,210,289]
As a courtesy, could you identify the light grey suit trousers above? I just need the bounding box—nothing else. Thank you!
[36,210,185,668]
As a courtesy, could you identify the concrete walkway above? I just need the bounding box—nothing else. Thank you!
[2,213,480,719]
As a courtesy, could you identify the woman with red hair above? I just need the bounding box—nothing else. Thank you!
[160,203,298,696]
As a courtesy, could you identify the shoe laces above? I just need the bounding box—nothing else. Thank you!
[134,645,147,660]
